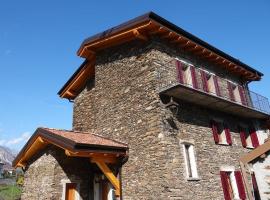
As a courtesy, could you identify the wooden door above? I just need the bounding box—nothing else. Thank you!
[66,183,77,200]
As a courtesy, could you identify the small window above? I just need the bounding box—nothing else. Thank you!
[239,126,260,148]
[220,170,246,200]
[210,120,232,145]
[182,143,198,179]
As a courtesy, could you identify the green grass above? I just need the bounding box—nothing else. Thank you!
[0,185,21,200]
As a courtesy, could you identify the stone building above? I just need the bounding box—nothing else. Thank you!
[13,12,270,200]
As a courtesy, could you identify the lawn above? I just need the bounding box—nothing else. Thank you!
[0,185,21,200]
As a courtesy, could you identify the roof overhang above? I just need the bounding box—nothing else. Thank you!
[13,128,128,168]
[58,12,263,100]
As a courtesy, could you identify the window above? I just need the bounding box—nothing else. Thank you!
[239,126,260,148]
[182,143,198,179]
[227,81,248,106]
[175,60,197,88]
[251,172,261,200]
[220,170,246,200]
[183,65,193,87]
[210,120,232,145]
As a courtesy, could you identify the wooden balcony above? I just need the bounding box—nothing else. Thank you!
[158,60,270,119]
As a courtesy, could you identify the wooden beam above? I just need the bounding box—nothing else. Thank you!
[170,36,183,43]
[149,26,165,34]
[133,29,148,41]
[93,158,121,196]
[184,44,198,51]
[160,32,174,39]
[239,161,253,200]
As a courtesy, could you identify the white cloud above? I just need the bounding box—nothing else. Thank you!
[6,132,31,145]
[0,140,6,146]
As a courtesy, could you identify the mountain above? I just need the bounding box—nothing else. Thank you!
[0,146,16,166]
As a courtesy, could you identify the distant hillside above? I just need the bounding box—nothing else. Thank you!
[0,146,16,167]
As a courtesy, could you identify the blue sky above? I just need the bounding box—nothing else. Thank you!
[0,1,269,151]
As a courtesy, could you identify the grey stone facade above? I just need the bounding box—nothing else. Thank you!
[21,37,268,199]
[22,145,95,200]
[72,38,267,199]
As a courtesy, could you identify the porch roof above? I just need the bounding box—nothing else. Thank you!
[12,127,128,168]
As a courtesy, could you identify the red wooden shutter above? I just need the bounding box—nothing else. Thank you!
[239,126,247,148]
[235,171,246,200]
[176,60,184,84]
[210,120,219,144]
[213,75,221,96]
[200,70,209,93]
[250,127,259,148]
[220,171,232,200]
[190,66,198,89]
[224,123,232,145]
[251,173,260,199]
[227,81,235,101]
[238,86,247,106]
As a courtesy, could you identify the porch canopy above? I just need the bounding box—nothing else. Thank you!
[12,127,129,196]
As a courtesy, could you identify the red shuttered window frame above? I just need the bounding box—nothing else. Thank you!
[227,81,235,102]
[239,126,247,148]
[220,171,232,200]
[235,171,247,200]
[210,120,219,144]
[238,86,247,106]
[200,70,209,93]
[190,66,198,89]
[213,75,221,96]
[224,123,232,145]
[250,127,260,148]
[175,60,184,84]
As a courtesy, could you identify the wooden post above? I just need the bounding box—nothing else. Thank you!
[92,158,121,197]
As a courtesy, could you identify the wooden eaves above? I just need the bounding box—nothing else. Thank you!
[58,12,264,100]
[12,127,128,197]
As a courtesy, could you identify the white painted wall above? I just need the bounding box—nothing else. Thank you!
[253,152,270,200]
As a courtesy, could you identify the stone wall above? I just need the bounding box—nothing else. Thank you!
[22,145,94,200]
[72,38,267,199]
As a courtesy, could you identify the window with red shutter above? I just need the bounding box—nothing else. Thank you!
[190,66,198,89]
[200,70,209,93]
[250,127,260,148]
[210,120,232,145]
[238,86,247,106]
[224,123,232,145]
[227,81,235,101]
[213,75,221,96]
[210,120,219,144]
[252,173,261,200]
[239,126,247,148]
[220,171,232,200]
[175,60,184,84]
[235,171,247,200]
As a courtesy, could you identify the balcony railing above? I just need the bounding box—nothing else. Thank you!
[157,59,270,118]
